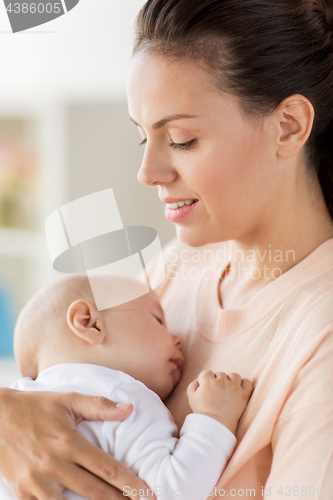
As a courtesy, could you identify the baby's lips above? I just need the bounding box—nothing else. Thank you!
[171,357,184,373]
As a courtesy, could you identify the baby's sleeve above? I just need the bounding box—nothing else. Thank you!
[102,381,236,500]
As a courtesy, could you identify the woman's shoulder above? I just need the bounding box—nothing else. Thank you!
[290,270,333,327]
[282,237,333,319]
[265,266,333,365]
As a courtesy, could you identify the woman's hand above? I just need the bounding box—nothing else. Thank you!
[0,388,153,500]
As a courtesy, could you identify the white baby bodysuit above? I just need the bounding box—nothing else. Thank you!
[0,363,236,500]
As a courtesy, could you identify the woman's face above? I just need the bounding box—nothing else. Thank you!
[127,51,282,247]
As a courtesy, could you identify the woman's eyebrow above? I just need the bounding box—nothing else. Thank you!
[130,114,199,130]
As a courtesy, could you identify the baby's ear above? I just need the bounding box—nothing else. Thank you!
[67,300,105,345]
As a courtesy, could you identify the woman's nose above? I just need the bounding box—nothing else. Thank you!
[138,144,177,187]
[172,334,184,351]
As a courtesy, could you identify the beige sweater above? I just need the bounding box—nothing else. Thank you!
[150,237,333,499]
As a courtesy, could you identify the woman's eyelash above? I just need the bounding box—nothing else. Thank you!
[139,138,196,150]
[170,139,196,150]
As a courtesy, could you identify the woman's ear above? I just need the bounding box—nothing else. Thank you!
[67,300,105,345]
[275,94,315,158]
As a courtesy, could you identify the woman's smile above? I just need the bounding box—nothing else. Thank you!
[161,196,199,223]
[165,200,199,223]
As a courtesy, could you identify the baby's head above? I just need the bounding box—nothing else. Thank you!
[14,275,184,400]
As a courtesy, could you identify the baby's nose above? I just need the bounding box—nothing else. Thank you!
[172,334,184,351]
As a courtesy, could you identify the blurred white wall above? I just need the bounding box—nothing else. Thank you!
[0,0,146,98]
[0,0,177,380]
[65,101,176,247]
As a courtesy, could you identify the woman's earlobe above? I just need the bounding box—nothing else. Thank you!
[276,95,315,158]
[67,300,105,345]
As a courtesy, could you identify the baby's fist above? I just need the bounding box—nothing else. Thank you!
[187,370,253,435]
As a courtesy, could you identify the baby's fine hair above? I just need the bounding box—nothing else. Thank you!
[14,274,94,378]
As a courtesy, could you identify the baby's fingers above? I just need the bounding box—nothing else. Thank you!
[227,372,242,384]
[241,378,254,395]
[187,379,199,399]
[198,369,219,383]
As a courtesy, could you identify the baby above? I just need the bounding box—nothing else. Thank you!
[1,274,253,500]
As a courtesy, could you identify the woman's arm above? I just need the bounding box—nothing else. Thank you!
[0,388,151,500]
[266,330,333,497]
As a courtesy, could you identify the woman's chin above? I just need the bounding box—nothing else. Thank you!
[176,225,215,248]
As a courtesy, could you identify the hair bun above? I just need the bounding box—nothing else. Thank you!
[315,0,333,33]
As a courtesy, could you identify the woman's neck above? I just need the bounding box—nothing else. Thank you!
[219,177,333,310]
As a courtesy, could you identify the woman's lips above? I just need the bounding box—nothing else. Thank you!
[165,200,199,223]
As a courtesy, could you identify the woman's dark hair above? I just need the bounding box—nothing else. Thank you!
[134,0,333,219]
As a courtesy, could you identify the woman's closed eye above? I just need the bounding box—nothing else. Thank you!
[170,139,196,150]
[139,138,196,150]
